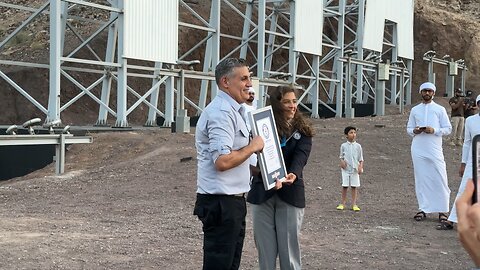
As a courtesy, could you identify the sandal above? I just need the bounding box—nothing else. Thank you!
[439,213,448,223]
[436,220,454,230]
[414,211,426,221]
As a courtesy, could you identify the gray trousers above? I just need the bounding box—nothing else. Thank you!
[250,194,304,270]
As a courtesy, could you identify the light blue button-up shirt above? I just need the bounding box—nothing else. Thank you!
[195,91,251,194]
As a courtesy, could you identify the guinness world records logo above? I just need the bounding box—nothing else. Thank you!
[262,123,269,139]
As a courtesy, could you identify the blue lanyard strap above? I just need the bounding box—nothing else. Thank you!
[280,136,286,147]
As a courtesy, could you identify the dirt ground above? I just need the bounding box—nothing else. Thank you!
[0,102,474,269]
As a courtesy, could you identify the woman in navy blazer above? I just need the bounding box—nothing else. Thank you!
[247,85,314,270]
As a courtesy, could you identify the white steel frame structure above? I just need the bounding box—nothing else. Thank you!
[423,50,468,97]
[0,0,415,129]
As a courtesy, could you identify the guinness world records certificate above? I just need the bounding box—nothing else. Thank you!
[248,106,287,190]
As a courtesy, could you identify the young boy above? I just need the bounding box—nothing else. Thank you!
[337,126,364,211]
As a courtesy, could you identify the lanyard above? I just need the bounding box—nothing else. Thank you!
[280,130,299,147]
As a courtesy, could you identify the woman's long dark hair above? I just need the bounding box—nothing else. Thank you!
[268,85,314,138]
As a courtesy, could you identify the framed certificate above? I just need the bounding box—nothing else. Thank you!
[248,106,287,190]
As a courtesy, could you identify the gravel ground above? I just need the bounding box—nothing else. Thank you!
[0,104,474,269]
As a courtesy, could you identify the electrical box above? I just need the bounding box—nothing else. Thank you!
[175,109,190,133]
[377,63,390,81]
[448,62,458,76]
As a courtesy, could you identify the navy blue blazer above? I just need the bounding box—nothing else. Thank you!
[247,130,312,208]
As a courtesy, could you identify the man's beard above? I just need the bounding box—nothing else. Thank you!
[422,94,433,102]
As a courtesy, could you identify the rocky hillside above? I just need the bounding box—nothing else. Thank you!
[0,1,479,125]
[414,0,480,92]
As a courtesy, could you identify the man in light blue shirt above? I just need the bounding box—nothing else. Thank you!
[194,58,264,270]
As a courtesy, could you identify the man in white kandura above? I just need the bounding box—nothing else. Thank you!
[407,82,452,227]
[241,87,257,131]
[439,95,480,230]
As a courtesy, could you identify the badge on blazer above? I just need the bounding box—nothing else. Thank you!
[293,131,301,140]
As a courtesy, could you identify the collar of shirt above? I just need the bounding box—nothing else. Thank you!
[218,90,242,113]
[421,100,436,106]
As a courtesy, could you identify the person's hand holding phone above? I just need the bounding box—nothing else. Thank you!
[423,126,435,134]
[414,126,427,134]
[473,134,480,204]
[456,180,480,267]
[413,126,423,134]
[415,126,434,134]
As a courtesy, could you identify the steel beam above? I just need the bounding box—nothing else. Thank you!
[47,0,62,125]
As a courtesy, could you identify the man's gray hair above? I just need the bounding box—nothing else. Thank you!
[215,58,248,85]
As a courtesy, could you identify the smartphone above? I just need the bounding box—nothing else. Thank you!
[472,134,480,203]
[419,126,426,131]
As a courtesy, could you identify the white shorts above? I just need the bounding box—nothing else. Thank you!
[341,170,360,187]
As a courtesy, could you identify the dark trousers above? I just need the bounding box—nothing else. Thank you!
[194,194,247,270]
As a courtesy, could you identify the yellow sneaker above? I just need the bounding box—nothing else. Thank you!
[352,205,361,211]
[336,204,345,210]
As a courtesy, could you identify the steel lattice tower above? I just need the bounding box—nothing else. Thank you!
[0,0,414,129]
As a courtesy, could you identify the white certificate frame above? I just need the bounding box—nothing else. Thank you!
[248,106,287,190]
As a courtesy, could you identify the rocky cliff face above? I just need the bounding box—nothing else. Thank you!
[0,1,479,125]
[414,0,480,94]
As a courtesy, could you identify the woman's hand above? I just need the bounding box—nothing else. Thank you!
[273,173,296,190]
[283,173,296,185]
[274,179,283,190]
